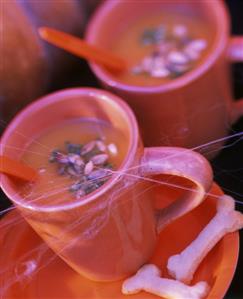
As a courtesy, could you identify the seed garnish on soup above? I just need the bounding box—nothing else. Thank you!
[132,24,207,79]
[20,119,127,205]
[49,138,115,199]
[110,11,212,86]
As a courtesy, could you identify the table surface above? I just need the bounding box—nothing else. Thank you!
[0,0,243,298]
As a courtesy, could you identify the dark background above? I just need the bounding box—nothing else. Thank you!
[213,1,243,298]
[0,0,243,298]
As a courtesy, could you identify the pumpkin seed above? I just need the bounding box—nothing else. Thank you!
[183,47,200,61]
[91,154,108,165]
[151,67,170,78]
[67,153,80,164]
[172,24,188,38]
[96,140,106,152]
[187,39,207,52]
[81,141,96,155]
[76,189,86,199]
[49,139,115,199]
[84,161,94,175]
[107,143,118,156]
[167,51,189,65]
[132,23,207,79]
[67,166,79,177]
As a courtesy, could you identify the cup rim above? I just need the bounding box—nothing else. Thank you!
[0,88,139,212]
[85,0,230,93]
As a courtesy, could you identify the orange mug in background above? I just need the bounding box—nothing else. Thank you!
[85,0,243,159]
[0,88,213,281]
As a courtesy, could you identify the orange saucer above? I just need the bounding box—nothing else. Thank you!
[0,183,239,299]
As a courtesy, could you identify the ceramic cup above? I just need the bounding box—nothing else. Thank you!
[86,0,243,158]
[0,88,213,281]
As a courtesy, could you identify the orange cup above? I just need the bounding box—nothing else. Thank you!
[0,88,213,281]
[85,0,243,158]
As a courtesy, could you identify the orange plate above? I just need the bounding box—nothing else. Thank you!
[0,183,239,299]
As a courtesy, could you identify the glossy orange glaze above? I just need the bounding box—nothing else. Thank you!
[0,184,239,298]
[18,118,157,281]
[0,88,212,282]
[0,88,157,281]
[86,0,243,156]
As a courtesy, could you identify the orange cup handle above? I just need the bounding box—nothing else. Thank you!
[140,147,213,233]
[228,37,243,63]
[228,36,243,124]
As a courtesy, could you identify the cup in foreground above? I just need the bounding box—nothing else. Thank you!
[0,88,213,281]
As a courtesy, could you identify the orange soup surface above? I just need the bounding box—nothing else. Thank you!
[20,119,128,207]
[109,11,214,86]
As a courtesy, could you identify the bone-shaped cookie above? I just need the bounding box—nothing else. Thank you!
[122,264,209,299]
[167,195,243,283]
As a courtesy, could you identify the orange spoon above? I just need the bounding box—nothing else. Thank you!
[0,156,38,182]
[38,27,127,72]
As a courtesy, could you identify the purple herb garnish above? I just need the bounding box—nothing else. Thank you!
[49,139,117,199]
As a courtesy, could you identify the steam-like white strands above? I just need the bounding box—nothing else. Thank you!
[0,120,242,297]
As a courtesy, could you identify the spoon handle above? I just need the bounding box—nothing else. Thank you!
[39,27,126,72]
[0,156,38,182]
